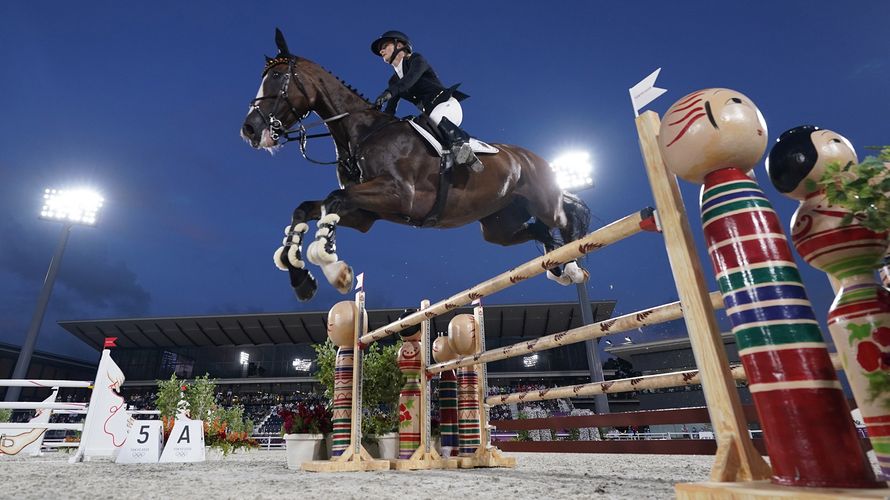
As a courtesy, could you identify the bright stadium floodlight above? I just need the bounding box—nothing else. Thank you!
[522,354,539,368]
[240,352,250,365]
[5,187,106,402]
[40,188,104,226]
[551,151,594,192]
[292,358,312,371]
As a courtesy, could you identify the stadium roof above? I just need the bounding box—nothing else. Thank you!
[59,300,616,351]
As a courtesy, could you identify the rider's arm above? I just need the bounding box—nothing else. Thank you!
[385,53,430,97]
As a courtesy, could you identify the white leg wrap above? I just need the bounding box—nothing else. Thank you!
[307,213,340,265]
[273,223,309,271]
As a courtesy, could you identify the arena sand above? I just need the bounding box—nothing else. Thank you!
[1,451,718,499]
[0,450,881,499]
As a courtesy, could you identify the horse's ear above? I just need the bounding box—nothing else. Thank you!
[274,28,291,56]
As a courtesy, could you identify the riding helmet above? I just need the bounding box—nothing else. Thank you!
[370,30,413,55]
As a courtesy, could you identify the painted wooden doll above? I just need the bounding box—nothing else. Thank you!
[448,314,480,457]
[432,333,459,457]
[397,310,423,459]
[768,125,890,478]
[327,300,357,457]
[658,90,880,488]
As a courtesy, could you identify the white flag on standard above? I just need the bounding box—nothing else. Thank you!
[629,68,667,117]
[355,272,364,291]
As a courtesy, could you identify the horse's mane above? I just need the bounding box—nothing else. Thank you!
[319,65,371,106]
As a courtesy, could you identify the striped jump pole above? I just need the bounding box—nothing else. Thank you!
[657,88,880,489]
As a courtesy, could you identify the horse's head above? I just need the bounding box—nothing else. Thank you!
[241,29,314,150]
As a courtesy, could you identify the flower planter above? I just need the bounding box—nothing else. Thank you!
[284,433,324,469]
[204,446,225,461]
[376,432,399,460]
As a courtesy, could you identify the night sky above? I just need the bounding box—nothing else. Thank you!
[1,1,888,363]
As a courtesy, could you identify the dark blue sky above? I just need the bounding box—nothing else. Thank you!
[1,1,888,362]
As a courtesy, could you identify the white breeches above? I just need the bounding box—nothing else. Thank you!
[429,97,463,127]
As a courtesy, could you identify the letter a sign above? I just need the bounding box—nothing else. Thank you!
[159,419,205,462]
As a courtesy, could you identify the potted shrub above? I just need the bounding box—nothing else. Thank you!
[279,401,332,469]
[313,339,404,459]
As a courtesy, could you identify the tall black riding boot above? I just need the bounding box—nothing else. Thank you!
[437,117,484,173]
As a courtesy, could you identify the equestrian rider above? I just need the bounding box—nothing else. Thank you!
[371,30,484,173]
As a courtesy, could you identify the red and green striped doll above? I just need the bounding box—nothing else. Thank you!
[658,90,880,489]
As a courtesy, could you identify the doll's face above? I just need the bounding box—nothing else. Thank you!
[658,88,767,184]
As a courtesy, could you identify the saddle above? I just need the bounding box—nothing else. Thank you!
[407,115,499,156]
[403,116,499,228]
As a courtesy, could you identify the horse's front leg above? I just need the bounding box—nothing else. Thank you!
[306,182,393,293]
[273,200,324,301]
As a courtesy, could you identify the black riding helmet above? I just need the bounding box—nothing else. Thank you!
[370,30,413,56]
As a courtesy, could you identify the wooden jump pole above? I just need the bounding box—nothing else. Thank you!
[358,209,652,346]
[635,111,771,482]
[427,292,724,375]
[486,365,748,406]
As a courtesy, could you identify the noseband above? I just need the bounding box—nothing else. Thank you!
[248,56,349,164]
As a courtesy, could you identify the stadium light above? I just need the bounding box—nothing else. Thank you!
[551,151,594,192]
[292,358,312,371]
[40,188,104,226]
[5,187,105,402]
[240,352,250,365]
[522,354,539,368]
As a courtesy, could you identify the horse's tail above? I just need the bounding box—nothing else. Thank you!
[561,191,591,241]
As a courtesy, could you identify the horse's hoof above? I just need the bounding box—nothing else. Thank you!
[546,269,573,286]
[564,262,588,284]
[292,270,317,302]
[307,240,337,265]
[320,261,354,294]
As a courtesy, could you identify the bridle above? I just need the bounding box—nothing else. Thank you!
[248,56,348,165]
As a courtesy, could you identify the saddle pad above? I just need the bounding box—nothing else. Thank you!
[407,121,499,156]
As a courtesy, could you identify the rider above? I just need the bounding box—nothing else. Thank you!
[371,30,484,173]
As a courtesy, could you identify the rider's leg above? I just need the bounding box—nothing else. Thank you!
[430,99,484,173]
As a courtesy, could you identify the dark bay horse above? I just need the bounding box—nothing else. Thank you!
[241,30,590,301]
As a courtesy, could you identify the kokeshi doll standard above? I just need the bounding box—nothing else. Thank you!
[327,301,357,457]
[397,311,423,459]
[449,314,481,457]
[658,89,880,488]
[768,126,890,480]
[432,334,459,456]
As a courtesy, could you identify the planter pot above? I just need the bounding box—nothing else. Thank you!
[284,433,324,469]
[376,432,399,460]
[324,434,333,460]
[364,438,380,458]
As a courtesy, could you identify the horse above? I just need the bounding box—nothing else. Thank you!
[240,30,591,301]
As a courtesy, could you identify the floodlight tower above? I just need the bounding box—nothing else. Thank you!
[4,188,104,402]
[551,151,609,415]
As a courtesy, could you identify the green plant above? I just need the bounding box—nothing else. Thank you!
[206,405,258,455]
[0,408,11,422]
[514,411,531,442]
[314,338,405,438]
[814,146,890,233]
[312,339,337,400]
[155,373,185,420]
[184,374,216,422]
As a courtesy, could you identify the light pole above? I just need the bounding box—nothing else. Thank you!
[551,151,610,415]
[5,188,104,402]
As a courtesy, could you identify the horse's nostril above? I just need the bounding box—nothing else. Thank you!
[242,123,254,137]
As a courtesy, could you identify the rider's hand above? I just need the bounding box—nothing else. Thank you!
[374,90,392,110]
